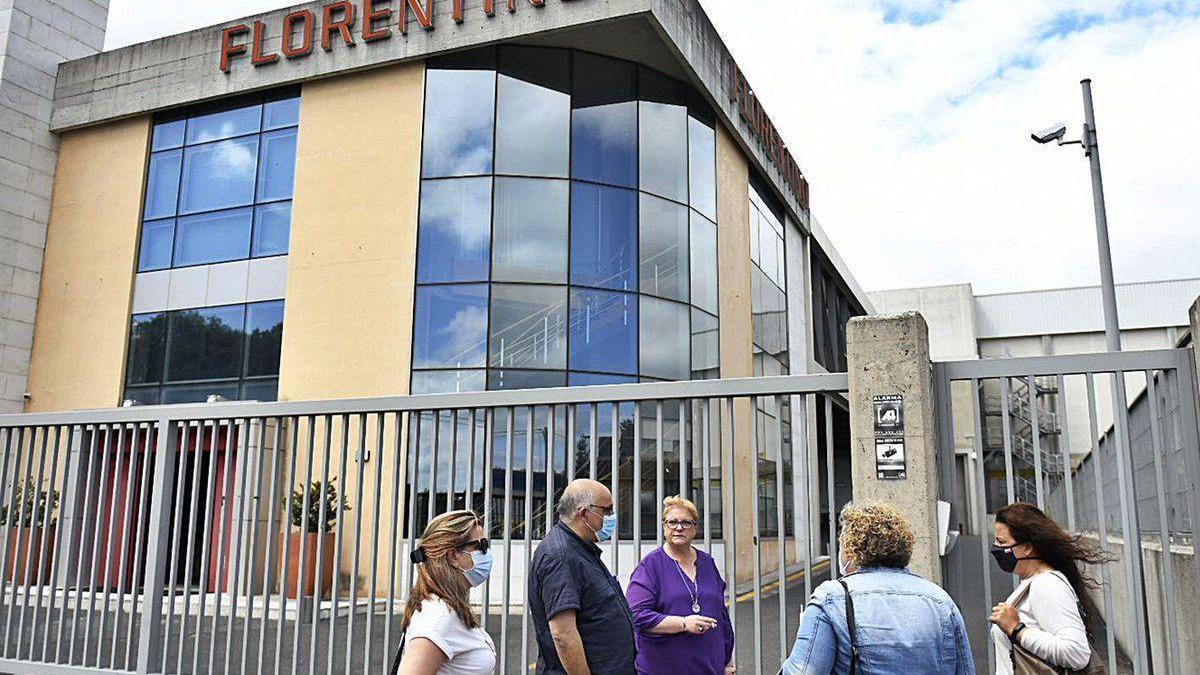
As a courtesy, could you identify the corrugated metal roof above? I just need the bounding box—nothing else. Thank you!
[974,278,1200,338]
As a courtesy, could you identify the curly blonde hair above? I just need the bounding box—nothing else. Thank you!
[839,502,914,569]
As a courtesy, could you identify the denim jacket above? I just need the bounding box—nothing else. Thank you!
[781,567,975,675]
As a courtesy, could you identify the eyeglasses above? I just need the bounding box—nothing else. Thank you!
[664,519,697,531]
[588,504,614,517]
[459,538,490,554]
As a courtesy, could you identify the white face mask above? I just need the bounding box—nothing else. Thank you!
[838,548,855,576]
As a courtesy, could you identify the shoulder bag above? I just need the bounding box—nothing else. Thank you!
[1008,582,1106,675]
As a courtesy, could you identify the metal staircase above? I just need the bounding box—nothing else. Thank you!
[983,377,1064,503]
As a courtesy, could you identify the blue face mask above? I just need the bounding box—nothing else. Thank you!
[595,513,617,542]
[462,550,492,587]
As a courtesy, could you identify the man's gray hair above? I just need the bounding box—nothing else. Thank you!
[556,482,597,521]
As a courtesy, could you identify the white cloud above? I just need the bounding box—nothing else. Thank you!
[697,0,1200,293]
[104,0,1200,294]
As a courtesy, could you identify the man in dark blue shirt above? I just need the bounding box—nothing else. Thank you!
[529,478,635,675]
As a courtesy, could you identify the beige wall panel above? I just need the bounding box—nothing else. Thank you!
[25,117,150,412]
[714,125,759,582]
[276,62,424,593]
[277,61,424,403]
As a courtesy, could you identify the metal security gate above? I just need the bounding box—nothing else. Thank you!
[935,348,1200,675]
[0,374,849,674]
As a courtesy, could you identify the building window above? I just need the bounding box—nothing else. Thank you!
[137,90,300,272]
[123,300,284,404]
[811,245,865,373]
[411,46,720,394]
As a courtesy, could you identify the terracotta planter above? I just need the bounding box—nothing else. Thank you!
[282,531,336,599]
[6,526,56,586]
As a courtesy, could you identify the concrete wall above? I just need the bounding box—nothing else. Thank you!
[868,284,979,361]
[1083,535,1199,674]
[0,0,108,412]
[24,116,149,412]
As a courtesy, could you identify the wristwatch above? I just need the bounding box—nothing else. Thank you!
[1009,622,1027,645]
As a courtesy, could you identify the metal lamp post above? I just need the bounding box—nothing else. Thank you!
[1033,79,1153,674]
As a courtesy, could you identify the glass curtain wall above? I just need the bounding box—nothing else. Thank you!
[409,47,721,539]
[749,180,792,537]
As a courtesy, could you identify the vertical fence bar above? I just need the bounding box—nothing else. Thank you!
[272,417,302,675]
[521,406,534,675]
[678,400,688,503]
[547,406,557,535]
[69,424,102,665]
[383,411,406,663]
[500,407,514,675]
[448,410,458,514]
[0,426,22,658]
[19,425,51,659]
[38,425,69,662]
[290,415,320,675]
[971,380,996,675]
[1028,375,1045,509]
[135,416,180,673]
[633,401,642,562]
[722,396,736,662]
[1110,370,1150,674]
[183,420,218,674]
[208,419,240,675]
[773,395,787,668]
[702,399,712,554]
[1145,371,1181,675]
[158,422,190,671]
[340,414,368,675]
[428,411,440,527]
[655,400,664,547]
[1,425,31,658]
[589,404,597,481]
[308,415,336,675]
[365,413,385,674]
[1084,375,1118,675]
[824,396,835,578]
[610,403,619,572]
[258,418,287,675]
[480,408,494,631]
[406,411,422,604]
[467,409,477,513]
[107,422,139,667]
[124,423,157,668]
[565,404,575,484]
[219,419,249,674]
[750,395,763,675]
[999,378,1016,504]
[325,414,353,675]
[803,394,814,598]
[1056,374,1076,530]
[239,418,270,675]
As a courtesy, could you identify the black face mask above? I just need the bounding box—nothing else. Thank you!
[991,545,1040,573]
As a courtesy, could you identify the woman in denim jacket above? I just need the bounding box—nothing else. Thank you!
[781,502,975,674]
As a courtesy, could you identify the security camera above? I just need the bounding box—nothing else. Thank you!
[1031,123,1068,144]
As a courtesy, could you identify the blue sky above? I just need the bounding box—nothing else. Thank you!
[104,0,1200,294]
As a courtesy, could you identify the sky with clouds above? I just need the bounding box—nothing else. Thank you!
[103,0,1200,294]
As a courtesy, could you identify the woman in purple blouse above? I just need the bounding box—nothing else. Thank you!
[626,496,735,675]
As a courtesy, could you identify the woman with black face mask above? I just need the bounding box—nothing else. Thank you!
[988,503,1111,674]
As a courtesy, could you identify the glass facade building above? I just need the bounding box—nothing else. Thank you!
[411,47,720,394]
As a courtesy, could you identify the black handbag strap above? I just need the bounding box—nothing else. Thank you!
[389,630,408,675]
[839,578,858,674]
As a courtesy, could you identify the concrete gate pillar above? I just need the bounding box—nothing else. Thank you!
[846,312,942,582]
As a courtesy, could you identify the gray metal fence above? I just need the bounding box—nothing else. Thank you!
[936,348,1200,675]
[0,374,848,675]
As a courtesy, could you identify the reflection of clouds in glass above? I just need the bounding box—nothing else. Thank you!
[436,304,488,366]
[423,70,495,177]
[496,75,570,176]
[575,103,636,151]
[212,138,257,178]
[493,178,568,282]
[639,102,688,201]
[421,179,492,249]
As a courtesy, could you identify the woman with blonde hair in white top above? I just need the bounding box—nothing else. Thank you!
[394,510,496,675]
[988,502,1111,674]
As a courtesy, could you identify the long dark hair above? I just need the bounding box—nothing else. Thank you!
[995,503,1113,622]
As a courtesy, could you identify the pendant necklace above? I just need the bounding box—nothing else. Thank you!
[673,555,701,614]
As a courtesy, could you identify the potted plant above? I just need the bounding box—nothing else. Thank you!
[2,482,59,585]
[281,479,349,599]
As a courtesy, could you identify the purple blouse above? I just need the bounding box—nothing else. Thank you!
[626,546,735,675]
